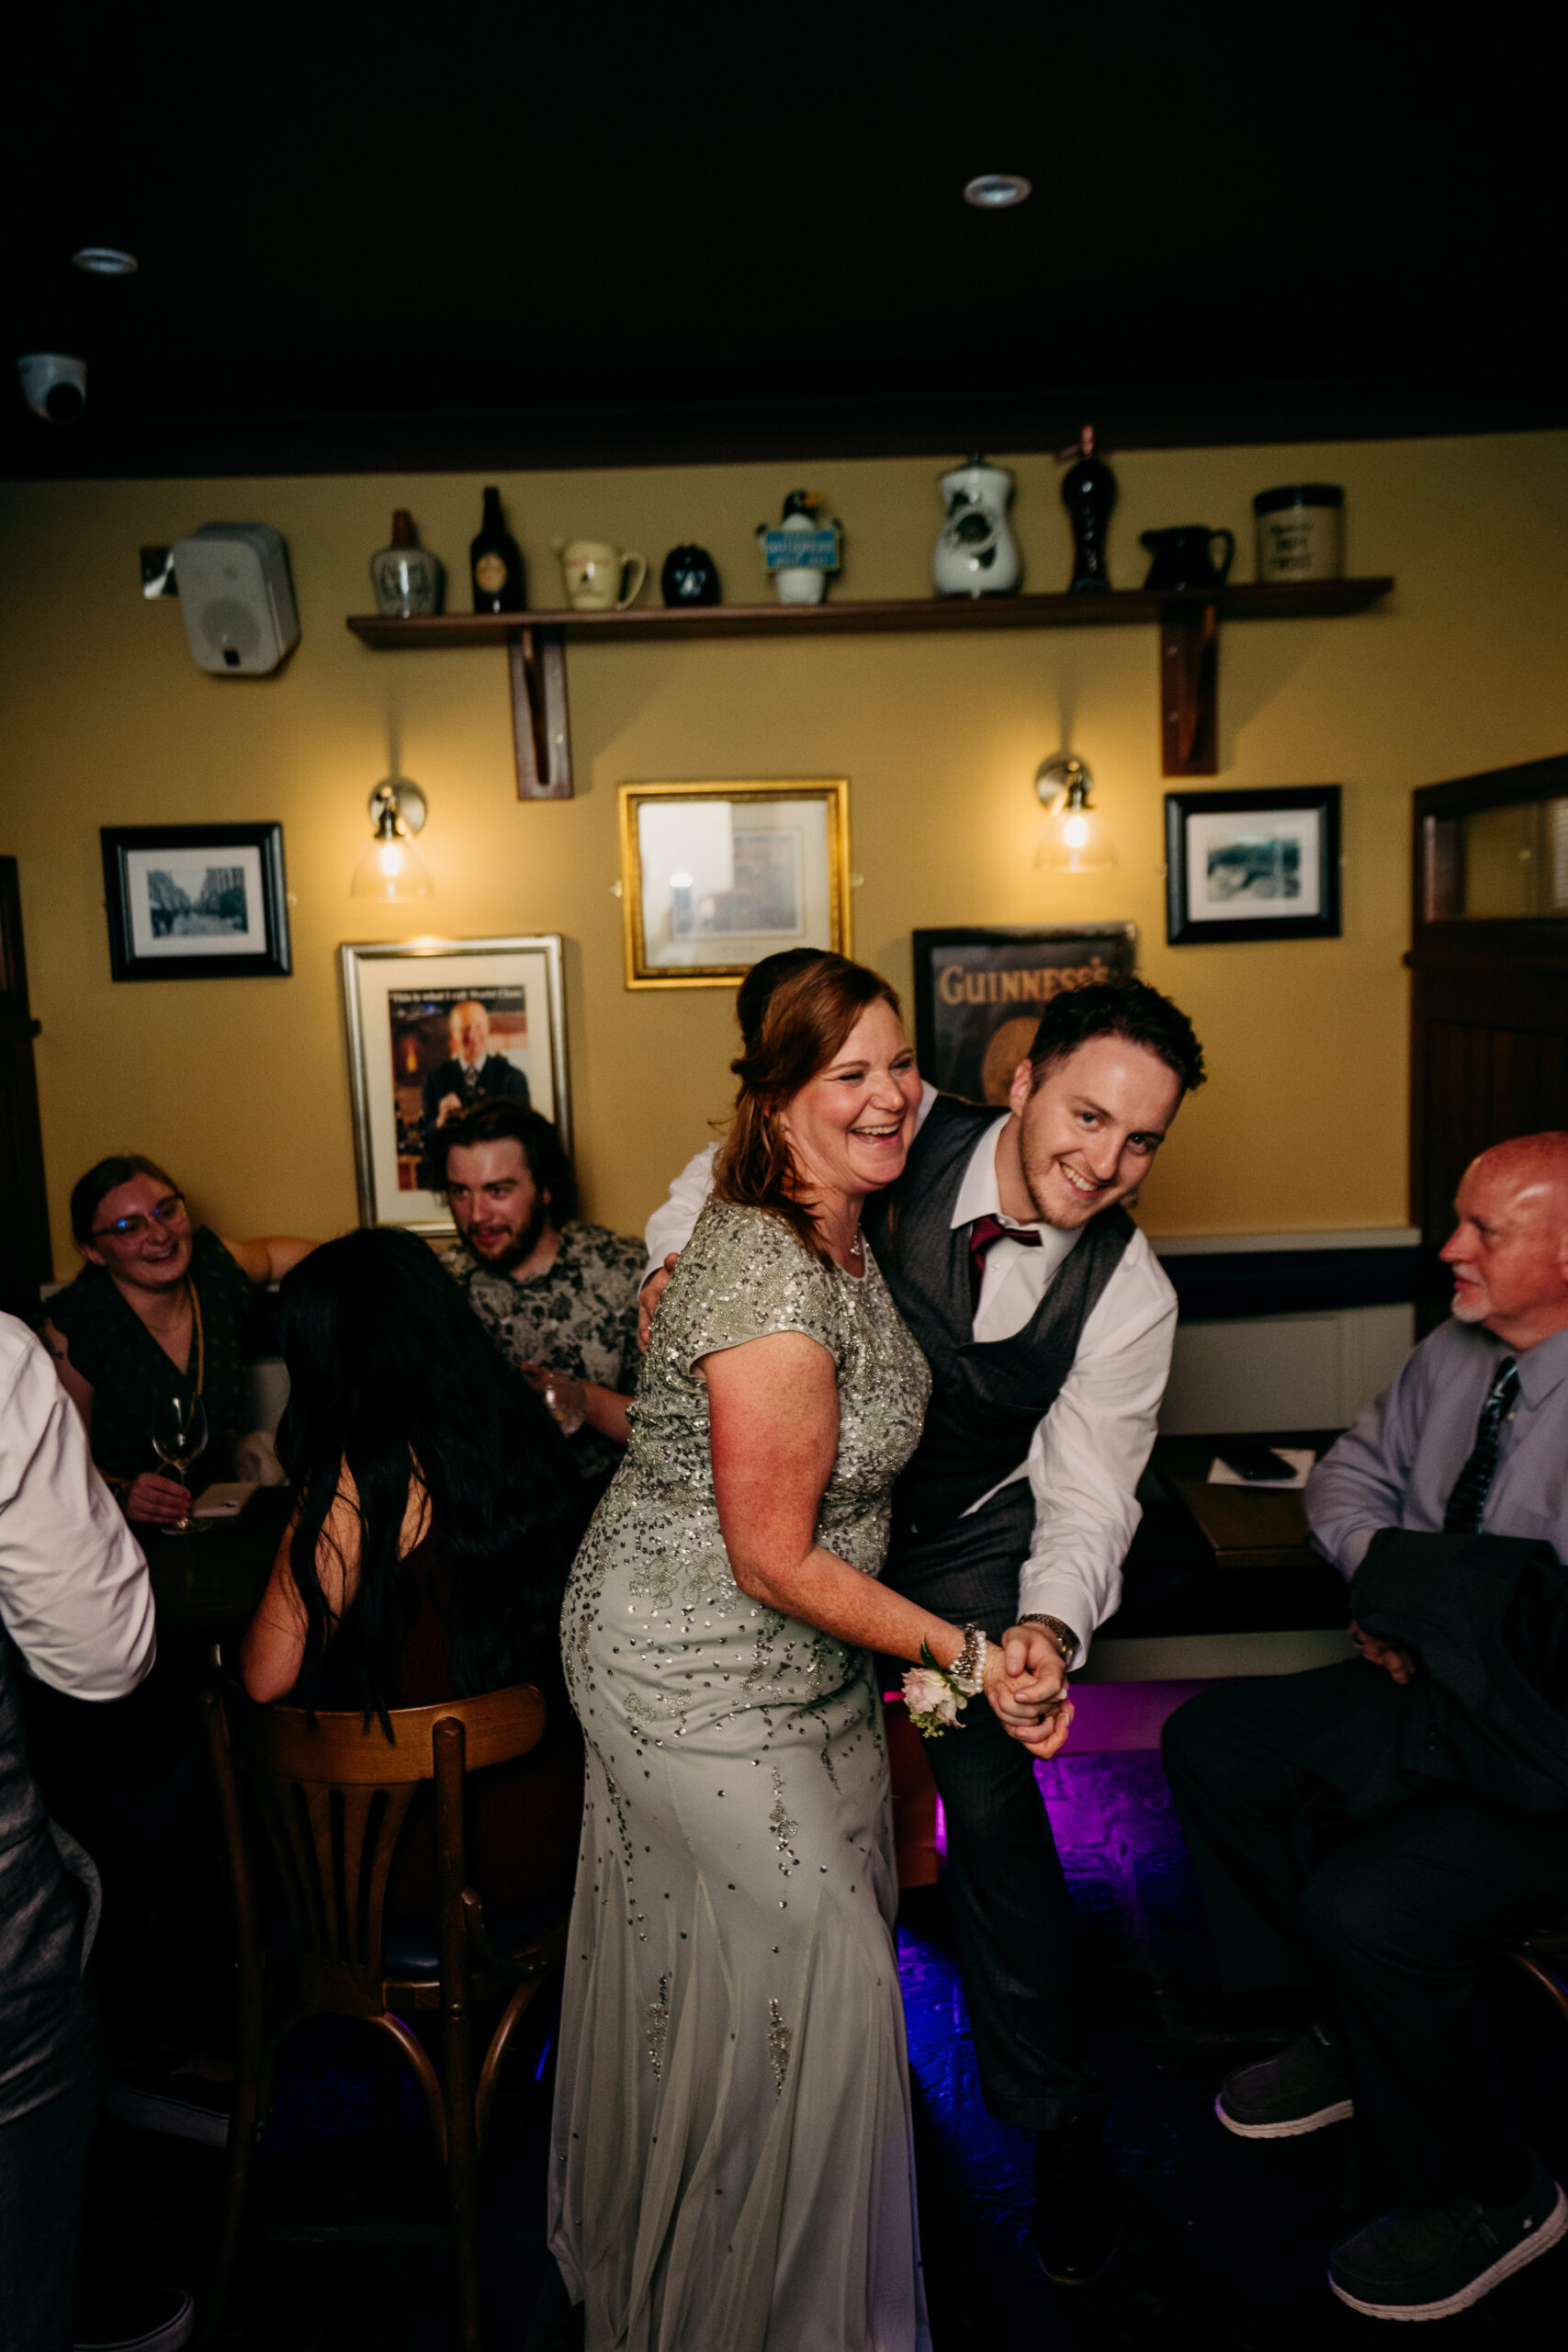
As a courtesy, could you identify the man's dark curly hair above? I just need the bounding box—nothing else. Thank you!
[1027,978,1206,1096]
[434,1098,578,1225]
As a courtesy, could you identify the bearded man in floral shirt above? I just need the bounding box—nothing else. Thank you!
[437,1099,643,1498]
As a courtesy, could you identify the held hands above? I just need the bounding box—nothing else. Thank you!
[637,1254,680,1351]
[987,1625,1075,1760]
[123,1471,193,1525]
[435,1092,464,1126]
[1351,1616,1416,1686]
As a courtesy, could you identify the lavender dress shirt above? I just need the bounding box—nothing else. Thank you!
[1306,1317,1568,1578]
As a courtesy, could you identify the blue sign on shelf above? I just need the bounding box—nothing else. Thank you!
[762,527,840,573]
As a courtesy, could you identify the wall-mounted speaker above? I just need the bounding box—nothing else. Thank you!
[172,524,300,675]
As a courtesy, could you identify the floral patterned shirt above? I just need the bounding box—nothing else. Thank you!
[439,1220,645,1493]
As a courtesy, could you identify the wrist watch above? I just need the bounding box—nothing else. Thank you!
[1017,1612,1079,1668]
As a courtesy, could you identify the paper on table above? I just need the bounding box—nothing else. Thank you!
[1206,1449,1315,1491]
[191,1480,262,1518]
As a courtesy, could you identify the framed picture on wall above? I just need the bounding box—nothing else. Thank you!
[911,923,1138,1104]
[1165,786,1342,944]
[339,935,570,1234]
[618,780,852,988]
[100,822,291,980]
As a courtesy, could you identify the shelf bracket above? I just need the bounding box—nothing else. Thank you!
[507,626,572,799]
[1160,599,1219,776]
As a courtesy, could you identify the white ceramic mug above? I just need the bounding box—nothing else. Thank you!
[552,537,648,611]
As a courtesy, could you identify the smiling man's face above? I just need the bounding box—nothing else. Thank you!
[449,1001,490,1069]
[1008,1035,1184,1229]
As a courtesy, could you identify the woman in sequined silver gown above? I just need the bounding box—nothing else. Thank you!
[549,958,1024,2351]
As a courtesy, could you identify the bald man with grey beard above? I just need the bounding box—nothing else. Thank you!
[1164,1133,1568,2322]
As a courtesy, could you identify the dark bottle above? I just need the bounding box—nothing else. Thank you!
[469,485,525,614]
[1058,424,1117,594]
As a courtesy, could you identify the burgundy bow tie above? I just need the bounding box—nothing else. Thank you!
[968,1212,1042,1306]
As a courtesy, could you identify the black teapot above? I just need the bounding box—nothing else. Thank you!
[1139,526,1235,592]
[660,545,721,606]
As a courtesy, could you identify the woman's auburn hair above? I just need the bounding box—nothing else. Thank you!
[711,953,904,1264]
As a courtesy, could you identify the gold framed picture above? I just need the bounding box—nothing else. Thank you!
[618,780,852,989]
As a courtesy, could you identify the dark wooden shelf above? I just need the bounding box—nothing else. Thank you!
[344,578,1396,797]
[346,577,1393,651]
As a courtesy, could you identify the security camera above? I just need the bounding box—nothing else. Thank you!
[17,354,87,424]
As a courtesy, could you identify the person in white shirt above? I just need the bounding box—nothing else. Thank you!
[638,962,1205,2286]
[0,1313,156,2352]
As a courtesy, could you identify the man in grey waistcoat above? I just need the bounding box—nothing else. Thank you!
[0,1311,157,2350]
[643,965,1206,2283]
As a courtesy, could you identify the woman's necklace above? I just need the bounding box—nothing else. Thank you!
[187,1277,206,1397]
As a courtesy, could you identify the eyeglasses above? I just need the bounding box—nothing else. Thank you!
[91,1193,187,1243]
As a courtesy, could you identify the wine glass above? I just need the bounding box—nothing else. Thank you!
[151,1392,209,1536]
[541,1374,585,1436]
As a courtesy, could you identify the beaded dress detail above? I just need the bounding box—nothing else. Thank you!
[549,1198,932,2350]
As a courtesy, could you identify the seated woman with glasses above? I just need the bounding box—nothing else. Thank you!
[240,1227,586,1922]
[41,1155,316,1526]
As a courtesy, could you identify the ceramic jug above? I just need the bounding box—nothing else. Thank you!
[1139,526,1235,593]
[932,457,1021,597]
[552,537,648,611]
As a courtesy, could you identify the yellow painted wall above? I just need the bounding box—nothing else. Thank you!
[3,430,1565,1270]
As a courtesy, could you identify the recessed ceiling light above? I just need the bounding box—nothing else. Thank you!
[73,247,138,277]
[964,174,1032,209]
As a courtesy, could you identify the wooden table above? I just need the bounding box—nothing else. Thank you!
[144,1486,289,1635]
[1081,1429,1353,1683]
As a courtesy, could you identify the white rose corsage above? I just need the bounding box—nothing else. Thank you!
[902,1627,987,1739]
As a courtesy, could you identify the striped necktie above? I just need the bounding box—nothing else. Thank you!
[1441,1356,1519,1535]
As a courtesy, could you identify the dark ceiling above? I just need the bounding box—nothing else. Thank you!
[5,6,1564,480]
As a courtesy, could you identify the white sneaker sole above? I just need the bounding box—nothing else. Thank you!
[1328,2178,1568,2321]
[1215,2088,1354,2140]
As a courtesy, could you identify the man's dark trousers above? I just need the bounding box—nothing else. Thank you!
[1163,1660,1568,2206]
[918,1603,1089,2132]
[889,1476,1095,2133]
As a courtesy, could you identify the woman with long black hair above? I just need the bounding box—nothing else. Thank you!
[242,1226,586,1917]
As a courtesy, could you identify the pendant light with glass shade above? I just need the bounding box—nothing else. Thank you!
[1033,753,1115,873]
[351,780,434,899]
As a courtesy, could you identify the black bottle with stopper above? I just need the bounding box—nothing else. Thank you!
[1057,424,1117,594]
[470,485,525,614]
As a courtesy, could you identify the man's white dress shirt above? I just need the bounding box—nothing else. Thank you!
[643,1088,1178,1659]
[0,1315,155,1702]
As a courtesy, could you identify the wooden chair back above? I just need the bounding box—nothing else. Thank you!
[220,1681,547,2008]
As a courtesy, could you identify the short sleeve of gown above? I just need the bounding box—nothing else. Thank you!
[665,1200,842,1379]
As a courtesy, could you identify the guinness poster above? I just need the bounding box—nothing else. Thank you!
[911,924,1138,1104]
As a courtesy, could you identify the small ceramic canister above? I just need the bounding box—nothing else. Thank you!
[1253,485,1344,582]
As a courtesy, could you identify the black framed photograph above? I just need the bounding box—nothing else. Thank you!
[911,923,1138,1103]
[1165,786,1341,944]
[101,823,291,981]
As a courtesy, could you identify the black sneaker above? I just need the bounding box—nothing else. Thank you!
[103,2061,231,2148]
[73,2282,196,2351]
[1328,2151,1568,2319]
[1032,2115,1123,2287]
[1216,2023,1354,2140]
